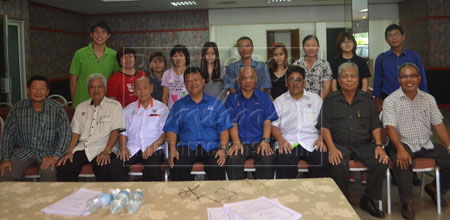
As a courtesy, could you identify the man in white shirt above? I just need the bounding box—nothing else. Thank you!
[113,77,169,181]
[57,73,124,181]
[272,65,329,178]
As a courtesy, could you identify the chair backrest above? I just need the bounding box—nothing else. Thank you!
[48,94,68,106]
[0,105,11,122]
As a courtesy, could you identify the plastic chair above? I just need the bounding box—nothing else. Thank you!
[48,94,68,106]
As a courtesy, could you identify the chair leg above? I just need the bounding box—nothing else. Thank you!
[387,168,391,214]
[436,167,441,214]
[379,200,383,211]
[420,172,426,197]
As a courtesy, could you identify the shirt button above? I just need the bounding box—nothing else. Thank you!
[349,116,353,119]
[350,127,353,130]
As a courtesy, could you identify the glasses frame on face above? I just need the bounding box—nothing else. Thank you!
[341,40,354,45]
[387,32,402,39]
[398,74,419,80]
[287,78,304,83]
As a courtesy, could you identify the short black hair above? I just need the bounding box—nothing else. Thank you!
[237,36,254,47]
[384,24,404,38]
[285,65,306,80]
[90,21,111,34]
[302,35,320,47]
[183,66,202,81]
[27,75,49,89]
[116,47,136,66]
[170,44,190,66]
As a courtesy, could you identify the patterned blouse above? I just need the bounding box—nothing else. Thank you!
[292,56,332,96]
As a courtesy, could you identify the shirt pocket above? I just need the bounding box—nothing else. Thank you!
[98,115,112,133]
[200,110,216,128]
[330,110,346,131]
[249,108,264,126]
[303,109,317,125]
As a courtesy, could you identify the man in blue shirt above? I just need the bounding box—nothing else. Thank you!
[163,67,233,181]
[373,24,428,112]
[225,66,278,180]
[224,36,272,94]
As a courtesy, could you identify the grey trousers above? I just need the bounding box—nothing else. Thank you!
[0,155,57,181]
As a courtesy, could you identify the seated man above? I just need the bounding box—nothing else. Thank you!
[318,62,388,218]
[0,76,71,181]
[224,36,272,94]
[113,76,169,181]
[57,73,124,181]
[272,65,329,178]
[163,67,232,181]
[225,66,278,180]
[383,63,450,220]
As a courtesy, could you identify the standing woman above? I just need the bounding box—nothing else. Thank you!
[293,35,332,99]
[107,47,147,107]
[148,51,167,102]
[161,44,190,109]
[200,42,227,102]
[330,32,370,92]
[267,43,289,100]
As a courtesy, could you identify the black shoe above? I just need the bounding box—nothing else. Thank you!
[424,183,448,207]
[360,196,385,218]
[401,200,415,220]
[413,174,421,186]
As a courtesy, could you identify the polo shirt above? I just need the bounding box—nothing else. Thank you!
[382,88,443,152]
[71,97,124,162]
[317,90,380,147]
[69,42,120,108]
[373,48,428,98]
[225,89,279,144]
[122,97,169,157]
[224,59,272,91]
[272,91,322,152]
[163,94,233,152]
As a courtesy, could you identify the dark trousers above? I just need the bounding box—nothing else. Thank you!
[226,143,275,180]
[276,144,329,178]
[57,150,120,181]
[330,143,387,201]
[387,142,450,203]
[170,146,226,181]
[111,150,165,181]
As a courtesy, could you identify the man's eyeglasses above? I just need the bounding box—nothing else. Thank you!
[287,78,304,83]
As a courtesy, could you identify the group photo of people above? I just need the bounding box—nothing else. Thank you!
[0,19,449,220]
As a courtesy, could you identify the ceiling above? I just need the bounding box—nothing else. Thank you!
[30,0,402,14]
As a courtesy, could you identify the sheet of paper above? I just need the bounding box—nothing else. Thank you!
[41,188,101,216]
[208,207,237,220]
[223,196,302,220]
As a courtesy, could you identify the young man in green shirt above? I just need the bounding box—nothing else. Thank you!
[69,21,120,108]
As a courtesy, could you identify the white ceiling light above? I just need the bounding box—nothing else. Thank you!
[101,0,140,2]
[171,1,197,6]
[360,8,368,12]
[267,0,292,4]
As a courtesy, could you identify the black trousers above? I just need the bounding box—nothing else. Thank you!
[57,150,121,182]
[276,144,329,179]
[226,143,275,180]
[111,150,165,181]
[330,143,387,201]
[170,146,225,181]
[387,142,450,203]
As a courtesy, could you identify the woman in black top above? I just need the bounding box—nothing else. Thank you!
[267,43,288,99]
[330,32,371,92]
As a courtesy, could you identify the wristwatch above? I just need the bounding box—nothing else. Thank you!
[447,146,450,151]
[104,149,112,154]
[263,138,270,143]
[375,144,385,150]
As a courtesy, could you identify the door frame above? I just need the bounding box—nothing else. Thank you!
[7,19,27,101]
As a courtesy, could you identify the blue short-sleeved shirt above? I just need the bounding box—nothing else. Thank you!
[373,48,428,98]
[163,94,233,151]
[225,89,278,144]
[224,59,272,91]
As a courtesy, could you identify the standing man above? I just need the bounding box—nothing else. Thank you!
[57,74,124,181]
[0,76,71,181]
[70,21,120,108]
[163,67,232,181]
[272,65,329,178]
[383,63,450,220]
[224,36,272,94]
[373,24,428,112]
[114,76,169,181]
[225,66,278,180]
[318,62,388,218]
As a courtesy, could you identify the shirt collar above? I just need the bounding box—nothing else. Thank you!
[26,98,50,112]
[386,48,407,56]
[186,94,208,105]
[89,97,106,106]
[237,89,260,100]
[138,97,154,109]
[237,59,259,68]
[337,89,363,103]
[87,42,112,56]
[399,88,424,99]
[286,90,310,101]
